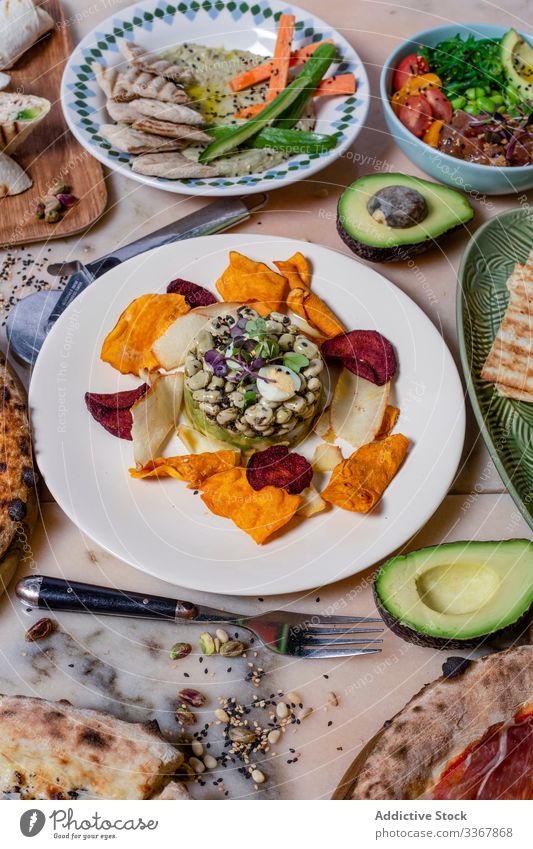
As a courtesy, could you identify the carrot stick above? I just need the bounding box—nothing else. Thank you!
[234,74,357,119]
[314,73,356,96]
[229,40,335,92]
[267,14,295,100]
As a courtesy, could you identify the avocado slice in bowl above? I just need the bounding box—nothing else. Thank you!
[374,539,533,648]
[336,173,474,263]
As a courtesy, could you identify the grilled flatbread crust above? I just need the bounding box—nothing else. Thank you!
[482,253,533,396]
[0,352,37,587]
[334,646,533,800]
[0,694,184,799]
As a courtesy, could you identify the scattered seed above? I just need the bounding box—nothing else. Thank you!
[176,706,196,726]
[267,729,281,745]
[189,756,205,774]
[216,628,229,644]
[276,702,289,719]
[178,688,206,707]
[203,754,218,769]
[229,727,256,744]
[199,632,215,655]
[220,639,246,658]
[25,617,55,642]
[286,691,302,705]
[327,692,339,707]
[169,642,191,660]
[214,637,221,653]
[251,768,265,784]
[191,741,204,757]
[215,708,230,723]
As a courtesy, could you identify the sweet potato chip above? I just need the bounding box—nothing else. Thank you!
[101,293,190,375]
[216,251,287,316]
[321,434,409,513]
[199,467,301,544]
[130,450,239,484]
[287,287,344,338]
[376,405,400,439]
[273,252,311,290]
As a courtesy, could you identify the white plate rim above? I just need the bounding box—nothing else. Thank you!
[29,235,465,596]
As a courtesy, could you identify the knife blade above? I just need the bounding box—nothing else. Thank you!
[6,194,267,367]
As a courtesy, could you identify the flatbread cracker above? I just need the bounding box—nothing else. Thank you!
[481,250,533,397]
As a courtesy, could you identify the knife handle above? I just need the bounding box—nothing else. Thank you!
[47,269,93,328]
[16,575,197,621]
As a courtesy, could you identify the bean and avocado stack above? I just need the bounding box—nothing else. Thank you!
[336,173,474,262]
[374,539,533,649]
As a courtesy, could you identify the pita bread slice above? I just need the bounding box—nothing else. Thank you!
[0,91,50,153]
[481,256,533,395]
[120,40,193,84]
[0,694,183,800]
[0,150,31,195]
[114,68,190,104]
[0,0,54,70]
[94,64,122,99]
[105,98,144,123]
[134,98,204,126]
[131,152,216,179]
[99,124,186,154]
[132,117,210,143]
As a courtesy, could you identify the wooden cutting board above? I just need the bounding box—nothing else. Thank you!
[0,0,107,246]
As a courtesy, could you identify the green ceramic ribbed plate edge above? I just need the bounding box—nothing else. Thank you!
[457,207,533,532]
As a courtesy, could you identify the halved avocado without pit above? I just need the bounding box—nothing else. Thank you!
[337,173,474,263]
[374,539,533,649]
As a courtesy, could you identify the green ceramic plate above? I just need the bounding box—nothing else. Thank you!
[457,208,533,531]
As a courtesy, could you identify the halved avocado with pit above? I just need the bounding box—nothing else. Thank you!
[374,539,533,649]
[337,173,474,263]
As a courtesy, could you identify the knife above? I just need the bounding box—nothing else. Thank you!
[6,194,267,367]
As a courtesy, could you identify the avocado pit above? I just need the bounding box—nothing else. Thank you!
[367,185,428,229]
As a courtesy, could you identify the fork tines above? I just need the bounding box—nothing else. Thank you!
[296,615,384,658]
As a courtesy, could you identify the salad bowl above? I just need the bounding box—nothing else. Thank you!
[380,23,533,196]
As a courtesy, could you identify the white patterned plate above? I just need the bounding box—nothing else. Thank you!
[61,0,369,196]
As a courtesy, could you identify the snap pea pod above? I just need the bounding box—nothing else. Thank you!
[205,124,337,153]
[199,42,337,163]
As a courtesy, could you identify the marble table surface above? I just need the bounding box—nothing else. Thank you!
[0,0,531,800]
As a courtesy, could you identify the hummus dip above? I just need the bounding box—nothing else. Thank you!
[163,43,314,177]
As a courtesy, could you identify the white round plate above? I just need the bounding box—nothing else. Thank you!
[30,235,465,596]
[61,0,369,197]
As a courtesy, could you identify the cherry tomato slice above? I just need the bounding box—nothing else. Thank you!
[424,88,453,122]
[393,53,430,92]
[399,95,433,138]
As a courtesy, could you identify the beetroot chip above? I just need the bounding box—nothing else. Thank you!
[85,383,149,440]
[246,446,313,495]
[85,384,149,410]
[166,278,217,308]
[321,330,397,386]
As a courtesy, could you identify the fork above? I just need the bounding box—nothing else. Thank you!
[16,575,384,658]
